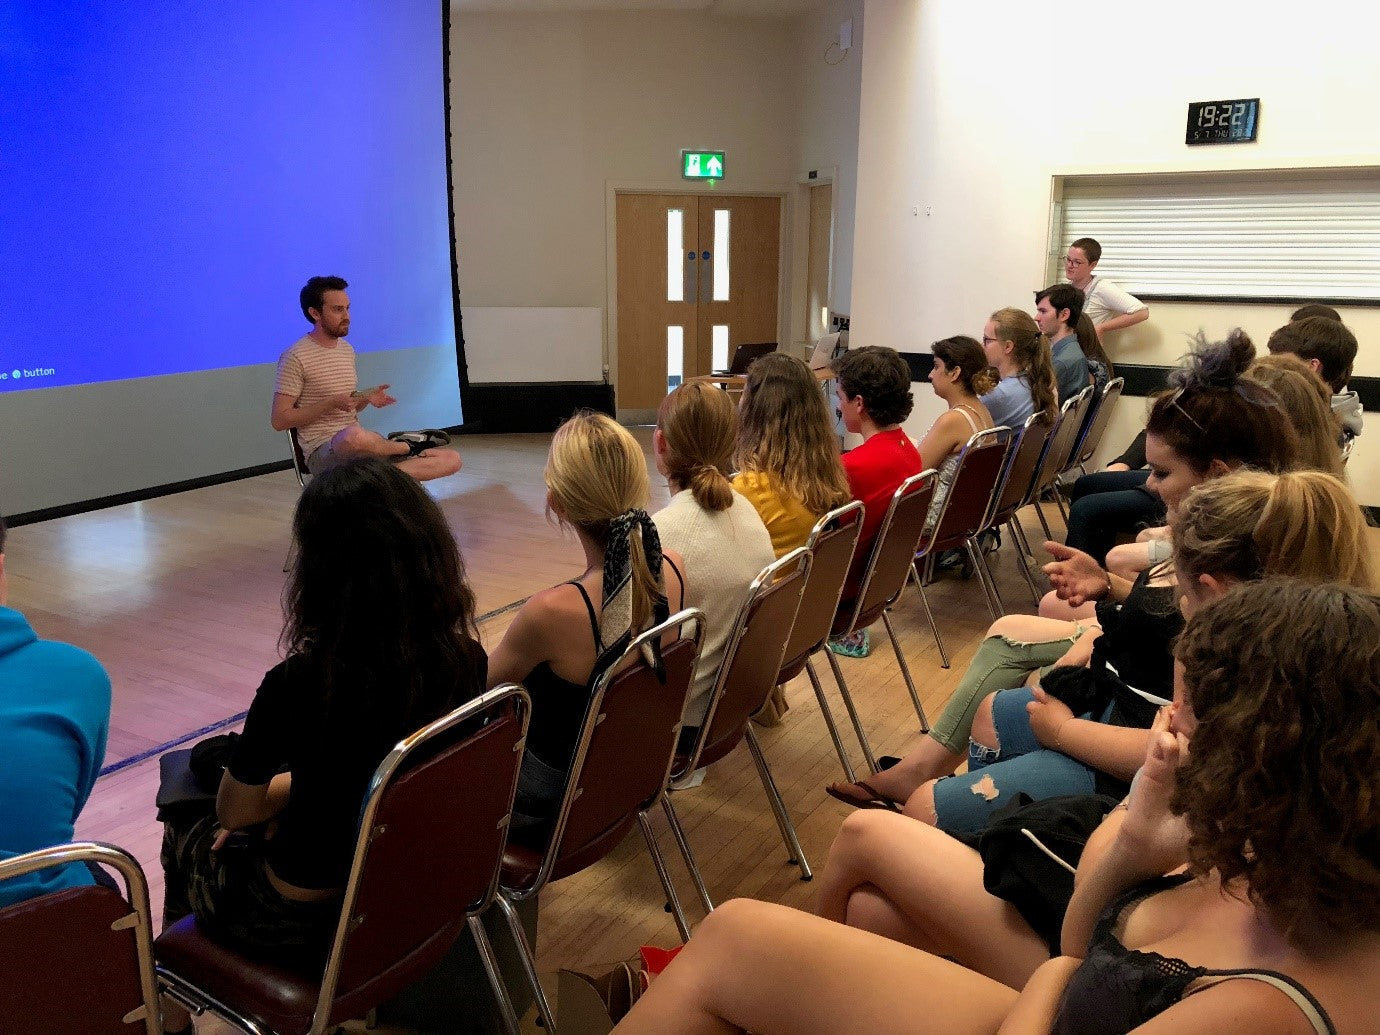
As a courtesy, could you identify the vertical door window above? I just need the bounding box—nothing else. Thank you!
[667,209,685,302]
[711,325,730,374]
[712,209,730,301]
[667,326,684,392]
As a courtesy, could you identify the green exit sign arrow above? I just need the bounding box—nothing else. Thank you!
[682,150,725,180]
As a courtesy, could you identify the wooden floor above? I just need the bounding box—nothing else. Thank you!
[10,431,1050,1031]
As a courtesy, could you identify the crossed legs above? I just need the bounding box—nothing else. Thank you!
[317,425,462,481]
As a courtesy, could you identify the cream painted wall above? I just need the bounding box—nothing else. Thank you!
[851,0,1380,500]
[785,0,864,351]
[450,12,797,382]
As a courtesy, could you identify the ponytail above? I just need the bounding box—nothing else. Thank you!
[658,380,740,513]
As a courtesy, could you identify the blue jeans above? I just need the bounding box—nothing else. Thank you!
[931,687,1109,834]
[1064,469,1163,566]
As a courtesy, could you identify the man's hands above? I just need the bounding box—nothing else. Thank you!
[355,384,396,409]
[329,391,358,414]
[1044,542,1111,606]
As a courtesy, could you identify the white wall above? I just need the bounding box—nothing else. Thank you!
[785,0,865,349]
[450,11,798,381]
[852,0,1380,500]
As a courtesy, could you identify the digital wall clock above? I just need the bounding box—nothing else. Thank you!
[1186,98,1260,145]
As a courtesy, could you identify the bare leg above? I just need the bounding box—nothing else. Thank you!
[328,427,462,482]
[613,898,1018,1035]
[396,447,463,481]
[902,697,997,825]
[815,811,1050,988]
[1038,591,1097,621]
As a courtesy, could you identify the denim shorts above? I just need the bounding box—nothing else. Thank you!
[930,687,1109,835]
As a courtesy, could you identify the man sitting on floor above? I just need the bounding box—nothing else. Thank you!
[271,275,462,482]
[0,514,112,907]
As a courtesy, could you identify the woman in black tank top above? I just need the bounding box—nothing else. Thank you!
[607,580,1380,1035]
[487,412,685,844]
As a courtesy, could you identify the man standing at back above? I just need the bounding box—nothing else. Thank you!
[271,276,462,481]
[1063,237,1149,338]
[1034,283,1091,403]
[0,516,112,907]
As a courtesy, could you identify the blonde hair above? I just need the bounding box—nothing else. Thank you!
[990,307,1058,425]
[736,353,851,515]
[1172,469,1374,591]
[657,381,737,512]
[1245,354,1345,477]
[546,411,661,630]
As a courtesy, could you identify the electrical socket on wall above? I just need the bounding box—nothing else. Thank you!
[839,19,852,50]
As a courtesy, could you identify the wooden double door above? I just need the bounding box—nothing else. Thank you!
[616,193,781,415]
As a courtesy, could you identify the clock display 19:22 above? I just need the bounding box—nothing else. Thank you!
[1185,98,1259,145]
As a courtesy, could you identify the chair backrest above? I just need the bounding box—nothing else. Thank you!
[837,471,937,636]
[0,841,162,1034]
[1072,376,1125,470]
[921,427,1012,553]
[511,610,704,895]
[1033,386,1092,497]
[287,428,309,487]
[316,685,531,1025]
[776,502,864,684]
[986,410,1056,528]
[689,549,811,770]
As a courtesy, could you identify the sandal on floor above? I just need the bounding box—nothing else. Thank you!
[825,780,903,812]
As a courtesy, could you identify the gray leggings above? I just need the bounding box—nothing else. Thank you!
[927,627,1084,753]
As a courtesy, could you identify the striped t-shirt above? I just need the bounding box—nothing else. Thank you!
[274,336,358,456]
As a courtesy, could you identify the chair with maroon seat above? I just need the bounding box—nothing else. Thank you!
[772,501,866,782]
[651,548,813,918]
[0,841,164,1035]
[824,471,938,773]
[154,684,532,1035]
[974,411,1055,608]
[492,610,705,1033]
[912,427,1013,668]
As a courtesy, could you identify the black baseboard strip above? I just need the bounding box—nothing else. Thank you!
[465,382,615,433]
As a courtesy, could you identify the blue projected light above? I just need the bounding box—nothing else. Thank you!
[0,1,457,394]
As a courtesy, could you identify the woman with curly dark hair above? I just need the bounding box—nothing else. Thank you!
[160,457,488,961]
[610,579,1380,1034]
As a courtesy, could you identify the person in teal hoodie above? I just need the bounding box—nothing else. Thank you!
[0,514,111,907]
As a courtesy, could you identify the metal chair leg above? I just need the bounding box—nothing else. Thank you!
[823,649,881,773]
[1054,486,1070,525]
[1033,499,1054,542]
[743,726,812,881]
[881,610,929,731]
[1009,519,1043,606]
[804,662,856,782]
[967,540,1003,621]
[468,914,521,1035]
[637,811,692,941]
[911,575,951,670]
[493,895,556,1034]
[974,538,1007,616]
[661,794,715,916]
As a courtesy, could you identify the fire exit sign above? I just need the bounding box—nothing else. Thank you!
[682,150,725,180]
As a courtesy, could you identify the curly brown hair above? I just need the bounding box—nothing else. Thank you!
[1172,579,1380,938]
[833,346,915,427]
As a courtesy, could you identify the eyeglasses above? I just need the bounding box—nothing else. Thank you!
[1167,386,1206,433]
[982,335,999,344]
[1064,256,1087,268]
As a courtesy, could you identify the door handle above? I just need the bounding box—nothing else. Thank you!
[684,250,696,302]
[699,250,712,304]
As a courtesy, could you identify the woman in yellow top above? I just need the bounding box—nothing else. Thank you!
[733,353,851,557]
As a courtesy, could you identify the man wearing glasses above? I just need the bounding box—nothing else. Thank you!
[1063,238,1149,338]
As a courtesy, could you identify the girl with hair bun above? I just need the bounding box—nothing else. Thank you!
[980,308,1059,430]
[487,410,686,841]
[652,382,774,728]
[917,335,996,534]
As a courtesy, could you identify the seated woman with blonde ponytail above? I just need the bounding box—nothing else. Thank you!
[652,382,775,731]
[487,411,686,843]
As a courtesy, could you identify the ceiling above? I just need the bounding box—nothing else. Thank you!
[451,0,828,18]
